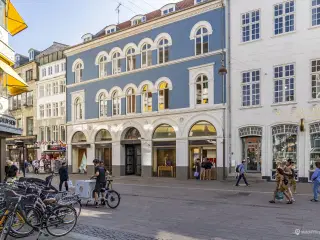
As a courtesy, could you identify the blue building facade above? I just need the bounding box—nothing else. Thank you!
[65,0,227,180]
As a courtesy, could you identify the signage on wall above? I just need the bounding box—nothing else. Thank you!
[47,145,66,151]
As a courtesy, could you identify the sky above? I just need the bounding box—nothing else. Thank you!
[10,0,181,56]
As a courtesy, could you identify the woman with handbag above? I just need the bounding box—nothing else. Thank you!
[194,159,201,180]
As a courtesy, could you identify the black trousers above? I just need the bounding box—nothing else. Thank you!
[59,180,69,191]
[236,173,249,185]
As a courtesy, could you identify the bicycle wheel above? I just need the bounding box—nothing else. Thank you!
[72,200,82,217]
[46,205,77,237]
[0,214,14,240]
[106,190,120,209]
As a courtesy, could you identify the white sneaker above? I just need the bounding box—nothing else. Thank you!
[292,198,295,202]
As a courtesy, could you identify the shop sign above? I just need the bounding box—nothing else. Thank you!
[47,145,66,151]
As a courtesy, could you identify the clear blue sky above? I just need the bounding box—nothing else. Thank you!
[10,0,181,56]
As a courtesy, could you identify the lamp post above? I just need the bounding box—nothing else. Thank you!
[218,58,228,180]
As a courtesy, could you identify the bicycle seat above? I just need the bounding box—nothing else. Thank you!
[43,198,56,204]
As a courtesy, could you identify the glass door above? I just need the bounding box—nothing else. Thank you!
[125,145,135,175]
[135,145,141,176]
[189,147,201,179]
[244,137,261,172]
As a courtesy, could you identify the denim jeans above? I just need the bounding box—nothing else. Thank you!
[313,180,320,200]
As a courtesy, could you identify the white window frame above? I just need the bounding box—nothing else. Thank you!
[195,27,209,55]
[312,0,320,26]
[112,52,121,74]
[39,85,44,98]
[158,82,169,111]
[273,0,295,36]
[141,85,152,113]
[98,93,108,117]
[98,55,108,78]
[59,80,66,93]
[39,127,45,142]
[60,101,65,116]
[53,82,59,95]
[55,64,59,73]
[46,83,51,96]
[241,70,261,107]
[126,88,136,114]
[273,63,295,103]
[46,126,51,142]
[48,66,53,75]
[75,63,83,83]
[52,125,58,141]
[311,59,320,99]
[75,98,83,120]
[241,9,260,43]
[60,125,66,142]
[29,51,34,61]
[126,48,136,72]
[46,103,51,117]
[141,43,152,68]
[39,105,44,118]
[158,38,169,64]
[112,91,121,116]
[53,102,59,117]
[42,68,46,77]
[195,74,209,105]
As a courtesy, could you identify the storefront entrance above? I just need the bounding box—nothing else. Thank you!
[95,129,112,173]
[242,137,261,172]
[71,131,89,173]
[125,144,141,176]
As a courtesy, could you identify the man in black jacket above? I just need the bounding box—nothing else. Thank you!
[58,162,69,191]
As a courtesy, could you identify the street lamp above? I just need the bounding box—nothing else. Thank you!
[218,58,228,180]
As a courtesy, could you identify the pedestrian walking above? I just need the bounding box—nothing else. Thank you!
[33,160,39,174]
[200,159,206,180]
[235,160,249,186]
[194,158,201,180]
[205,159,213,180]
[310,161,320,202]
[286,159,297,198]
[58,162,69,192]
[269,161,293,204]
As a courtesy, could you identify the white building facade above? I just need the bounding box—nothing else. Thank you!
[230,0,320,182]
[36,44,68,159]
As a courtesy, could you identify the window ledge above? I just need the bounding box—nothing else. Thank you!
[271,31,296,39]
[239,38,262,46]
[308,99,320,104]
[239,105,263,110]
[308,25,320,30]
[271,101,297,107]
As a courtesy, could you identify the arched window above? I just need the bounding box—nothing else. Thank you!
[142,84,152,112]
[75,62,83,83]
[72,131,87,143]
[196,74,209,104]
[95,129,112,142]
[195,27,209,55]
[112,52,121,74]
[98,55,108,78]
[126,48,136,71]
[158,38,169,64]
[74,98,83,120]
[153,124,176,139]
[112,91,120,116]
[98,93,108,117]
[141,43,152,68]
[126,88,136,114]
[189,121,217,137]
[158,81,169,110]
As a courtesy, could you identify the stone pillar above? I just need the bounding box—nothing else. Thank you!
[67,144,72,173]
[176,139,188,180]
[86,144,95,175]
[141,140,152,177]
[0,138,6,182]
[215,138,225,181]
[112,142,125,176]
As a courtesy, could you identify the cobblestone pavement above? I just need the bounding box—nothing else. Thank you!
[19,173,319,240]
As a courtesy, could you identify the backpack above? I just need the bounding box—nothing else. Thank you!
[236,165,240,173]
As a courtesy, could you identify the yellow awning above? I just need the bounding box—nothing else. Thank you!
[6,0,27,36]
[0,59,28,95]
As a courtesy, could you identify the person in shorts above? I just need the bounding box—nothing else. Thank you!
[92,159,106,207]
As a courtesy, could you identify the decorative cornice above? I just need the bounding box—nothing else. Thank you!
[64,1,223,57]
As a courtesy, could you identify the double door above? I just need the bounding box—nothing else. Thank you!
[125,145,141,176]
[244,140,261,172]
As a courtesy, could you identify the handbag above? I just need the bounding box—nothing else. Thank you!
[275,191,284,200]
[194,172,199,177]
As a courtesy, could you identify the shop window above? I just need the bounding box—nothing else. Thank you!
[72,131,87,143]
[189,121,216,137]
[142,85,152,112]
[158,82,169,110]
[310,122,320,174]
[124,128,141,140]
[153,124,176,139]
[95,129,112,142]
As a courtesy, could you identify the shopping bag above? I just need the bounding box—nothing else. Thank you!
[275,191,284,200]
[67,180,73,188]
[194,172,199,177]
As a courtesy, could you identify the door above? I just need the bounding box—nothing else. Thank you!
[125,145,141,176]
[244,137,261,172]
[78,149,87,168]
[104,148,112,174]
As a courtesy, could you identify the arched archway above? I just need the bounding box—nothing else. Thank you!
[152,124,176,178]
[95,129,113,173]
[121,127,141,176]
[188,121,217,180]
[71,131,88,174]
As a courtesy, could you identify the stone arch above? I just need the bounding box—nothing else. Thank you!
[123,42,139,55]
[68,130,90,144]
[150,118,179,138]
[155,77,173,90]
[92,126,114,142]
[72,58,84,72]
[109,86,123,97]
[189,21,213,40]
[138,37,155,50]
[123,83,138,95]
[109,47,124,58]
[118,121,146,140]
[95,51,109,65]
[138,80,155,94]
[95,89,109,102]
[154,33,173,46]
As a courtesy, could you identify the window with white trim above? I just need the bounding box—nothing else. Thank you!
[126,88,136,114]
[158,82,169,110]
[75,62,83,83]
[98,93,108,117]
[60,125,66,142]
[132,16,146,26]
[59,80,65,93]
[46,103,51,117]
[141,43,152,67]
[142,85,152,112]
[312,0,320,26]
[53,82,59,95]
[126,48,136,71]
[42,68,46,77]
[46,83,51,96]
[195,27,209,55]
[46,126,51,142]
[274,1,295,35]
[61,62,66,72]
[241,70,260,107]
[39,85,44,98]
[53,102,59,117]
[241,10,260,42]
[75,98,83,120]
[311,59,320,99]
[48,66,53,75]
[274,64,295,103]
[112,52,121,74]
[55,64,59,73]
[52,125,58,141]
[158,39,169,64]
[60,101,65,116]
[195,0,208,4]
[112,91,120,116]
[39,127,45,142]
[99,55,108,78]
[39,105,44,118]
[163,7,174,15]
[196,74,209,105]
